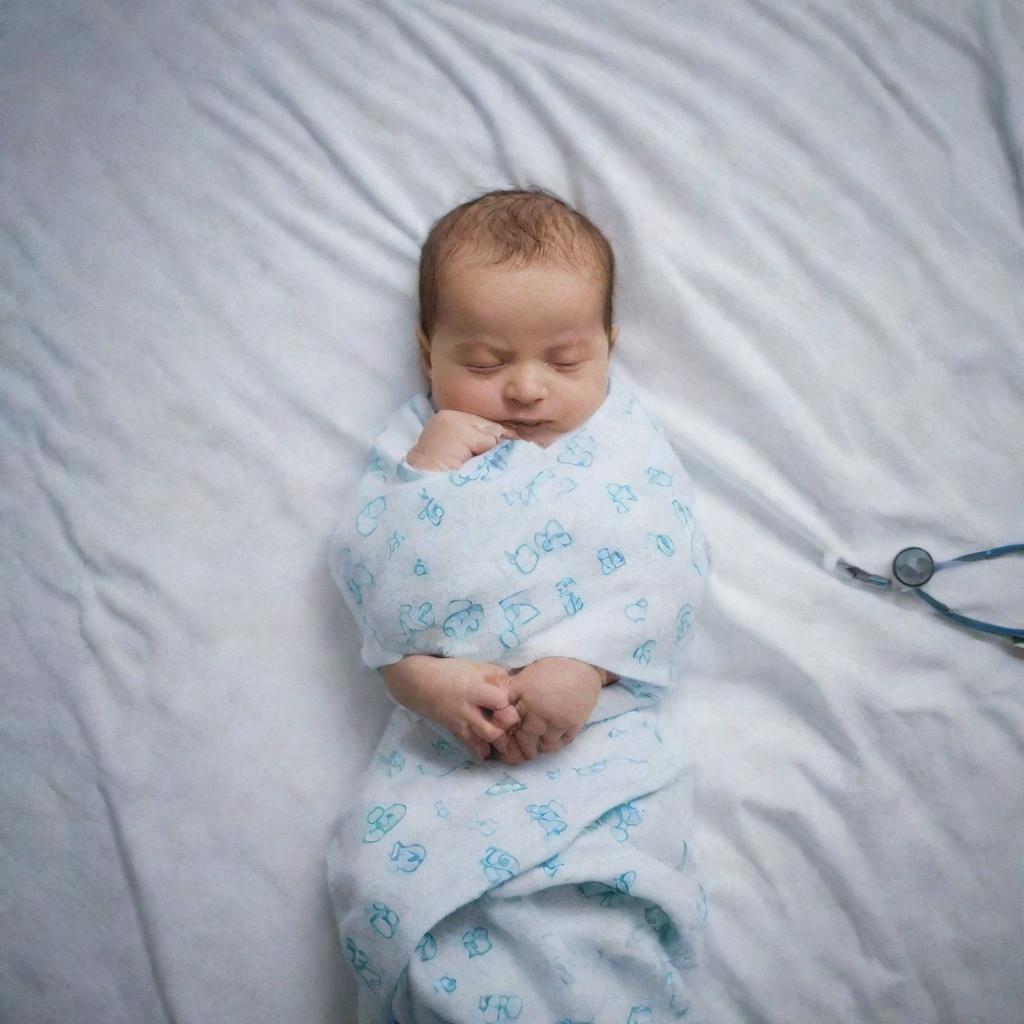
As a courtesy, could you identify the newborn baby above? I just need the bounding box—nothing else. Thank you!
[379,187,624,766]
[327,188,711,1020]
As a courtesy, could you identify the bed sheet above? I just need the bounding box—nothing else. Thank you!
[2,1,1022,1022]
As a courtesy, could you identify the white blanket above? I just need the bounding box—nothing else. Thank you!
[6,4,1023,1022]
[326,362,712,1021]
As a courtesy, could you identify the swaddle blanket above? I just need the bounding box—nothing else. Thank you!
[327,361,713,1022]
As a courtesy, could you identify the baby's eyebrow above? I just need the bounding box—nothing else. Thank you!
[452,340,506,356]
[545,338,588,357]
[451,337,589,358]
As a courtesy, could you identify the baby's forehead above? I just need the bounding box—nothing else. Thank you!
[437,264,605,342]
[440,248,604,286]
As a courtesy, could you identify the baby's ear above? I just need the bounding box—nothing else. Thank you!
[609,324,619,350]
[416,326,432,376]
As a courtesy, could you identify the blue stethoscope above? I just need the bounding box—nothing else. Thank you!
[828,544,1024,647]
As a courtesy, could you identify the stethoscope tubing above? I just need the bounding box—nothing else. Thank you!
[935,543,1024,568]
[911,588,1020,639]
[923,543,1024,641]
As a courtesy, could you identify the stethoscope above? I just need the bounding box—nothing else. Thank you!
[826,544,1024,647]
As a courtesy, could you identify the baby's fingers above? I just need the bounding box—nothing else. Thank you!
[518,709,549,742]
[465,707,506,745]
[466,419,517,455]
[469,415,518,437]
[469,680,514,712]
[492,728,524,766]
[537,730,568,755]
[513,730,539,761]
[490,704,520,731]
[454,723,491,761]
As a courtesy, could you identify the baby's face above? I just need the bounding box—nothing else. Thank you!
[417,259,618,448]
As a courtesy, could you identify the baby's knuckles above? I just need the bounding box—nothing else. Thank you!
[518,660,601,733]
[428,409,483,446]
[407,411,479,470]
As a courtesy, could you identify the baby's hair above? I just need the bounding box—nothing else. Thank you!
[418,186,615,339]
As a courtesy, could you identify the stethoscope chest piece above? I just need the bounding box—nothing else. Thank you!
[892,547,935,588]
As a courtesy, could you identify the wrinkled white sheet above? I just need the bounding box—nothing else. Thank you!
[2,2,1022,1022]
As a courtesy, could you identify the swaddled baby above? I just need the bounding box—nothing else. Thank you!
[332,187,707,767]
[328,189,711,1019]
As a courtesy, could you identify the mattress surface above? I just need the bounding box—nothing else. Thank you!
[2,2,1022,1021]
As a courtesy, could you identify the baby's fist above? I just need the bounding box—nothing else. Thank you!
[406,410,519,472]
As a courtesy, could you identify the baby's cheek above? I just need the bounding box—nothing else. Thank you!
[432,375,501,421]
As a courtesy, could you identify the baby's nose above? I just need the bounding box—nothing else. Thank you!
[504,368,546,404]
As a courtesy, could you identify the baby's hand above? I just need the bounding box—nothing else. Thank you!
[492,658,604,766]
[405,410,519,472]
[380,655,520,760]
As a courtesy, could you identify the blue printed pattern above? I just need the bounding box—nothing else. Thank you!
[327,368,710,1019]
[329,369,708,682]
[337,747,706,1019]
[462,927,492,958]
[345,936,383,993]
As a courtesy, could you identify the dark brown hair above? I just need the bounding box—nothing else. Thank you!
[418,186,615,339]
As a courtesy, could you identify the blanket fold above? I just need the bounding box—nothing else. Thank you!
[327,360,712,1022]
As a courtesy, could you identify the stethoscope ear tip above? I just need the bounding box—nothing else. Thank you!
[825,551,892,588]
[822,550,843,574]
